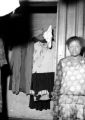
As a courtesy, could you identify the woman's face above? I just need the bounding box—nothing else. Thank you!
[68,40,81,56]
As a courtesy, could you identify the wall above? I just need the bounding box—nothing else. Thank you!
[32,13,56,39]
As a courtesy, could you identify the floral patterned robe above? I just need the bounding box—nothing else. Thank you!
[52,56,85,120]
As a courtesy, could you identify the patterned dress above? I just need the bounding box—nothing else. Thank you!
[52,56,85,120]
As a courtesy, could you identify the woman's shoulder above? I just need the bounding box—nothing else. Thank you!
[59,56,71,63]
[59,56,74,68]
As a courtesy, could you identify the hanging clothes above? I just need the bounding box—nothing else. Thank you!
[19,47,26,93]
[32,41,56,73]
[25,42,34,95]
[29,72,54,110]
[31,72,54,95]
[9,47,21,94]
[18,42,34,94]
[29,40,56,110]
[29,95,51,111]
[9,42,34,94]
[32,41,56,95]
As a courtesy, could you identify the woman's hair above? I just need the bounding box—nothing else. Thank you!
[66,36,84,47]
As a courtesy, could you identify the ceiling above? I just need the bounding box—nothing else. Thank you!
[30,0,58,1]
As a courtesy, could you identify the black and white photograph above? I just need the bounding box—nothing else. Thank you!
[0,0,85,120]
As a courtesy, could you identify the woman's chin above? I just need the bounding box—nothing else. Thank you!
[72,54,79,57]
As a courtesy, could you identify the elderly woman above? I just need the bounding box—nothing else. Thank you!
[52,36,85,120]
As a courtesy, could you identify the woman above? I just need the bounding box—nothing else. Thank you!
[52,36,85,120]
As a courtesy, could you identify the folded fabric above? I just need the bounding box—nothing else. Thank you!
[43,25,52,48]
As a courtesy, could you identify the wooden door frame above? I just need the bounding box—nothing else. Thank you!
[20,0,58,13]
